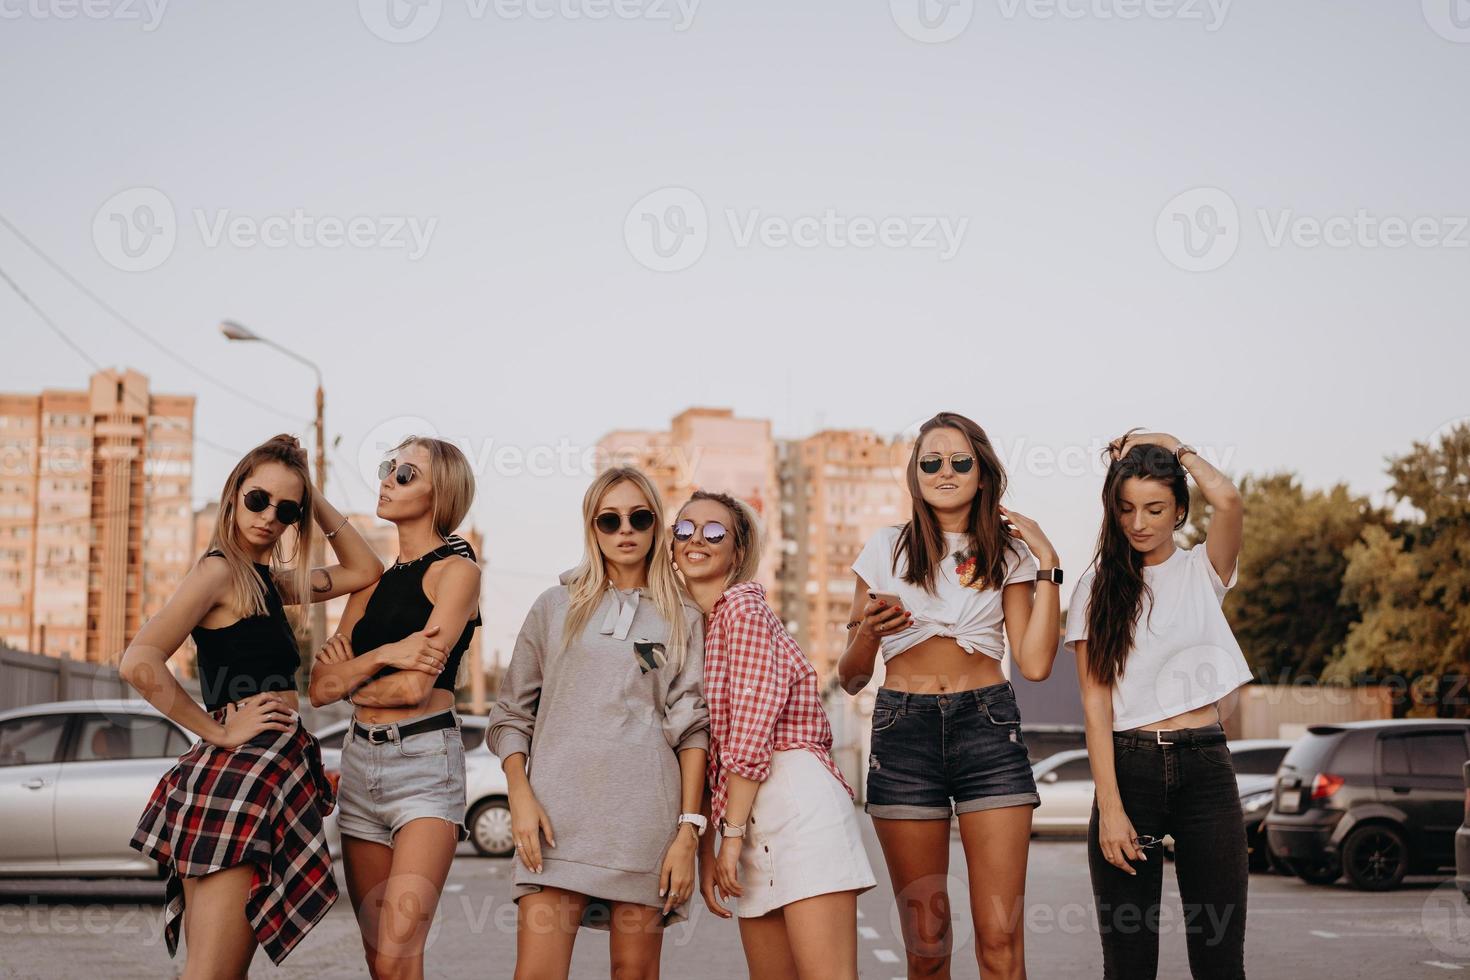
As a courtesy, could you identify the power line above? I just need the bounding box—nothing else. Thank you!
[0,212,307,427]
[0,257,244,460]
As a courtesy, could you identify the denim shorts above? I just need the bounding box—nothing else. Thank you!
[865,680,1040,820]
[337,710,469,846]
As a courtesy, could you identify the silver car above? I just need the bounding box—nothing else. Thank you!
[0,699,341,877]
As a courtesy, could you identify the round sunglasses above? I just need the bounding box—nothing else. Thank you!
[918,452,975,475]
[672,519,728,544]
[378,459,421,486]
[594,509,656,534]
[243,488,302,526]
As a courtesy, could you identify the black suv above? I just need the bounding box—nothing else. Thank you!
[1264,719,1470,891]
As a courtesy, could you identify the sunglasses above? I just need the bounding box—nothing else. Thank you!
[1133,835,1166,850]
[594,509,656,534]
[243,488,302,526]
[672,519,728,544]
[918,452,976,475]
[378,459,420,486]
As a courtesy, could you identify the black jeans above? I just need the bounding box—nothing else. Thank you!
[1087,723,1248,979]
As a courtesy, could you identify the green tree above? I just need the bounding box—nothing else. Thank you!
[1184,473,1383,681]
[1325,423,1470,716]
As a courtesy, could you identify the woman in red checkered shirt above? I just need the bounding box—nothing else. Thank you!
[674,489,877,980]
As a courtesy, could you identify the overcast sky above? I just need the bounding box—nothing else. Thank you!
[2,0,1466,663]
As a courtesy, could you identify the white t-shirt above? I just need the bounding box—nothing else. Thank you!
[1064,544,1254,731]
[851,525,1038,663]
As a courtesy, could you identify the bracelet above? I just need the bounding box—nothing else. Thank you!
[845,620,862,631]
[324,515,349,539]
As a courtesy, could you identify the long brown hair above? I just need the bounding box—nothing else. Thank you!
[1084,437,1190,685]
[895,411,1016,593]
[208,434,314,618]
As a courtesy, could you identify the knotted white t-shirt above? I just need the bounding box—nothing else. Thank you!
[852,525,1038,663]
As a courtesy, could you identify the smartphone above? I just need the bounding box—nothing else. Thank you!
[867,590,905,610]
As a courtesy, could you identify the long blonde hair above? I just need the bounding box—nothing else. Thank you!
[562,467,690,666]
[209,434,314,618]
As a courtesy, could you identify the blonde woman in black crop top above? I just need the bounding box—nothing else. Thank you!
[307,435,481,980]
[121,434,384,974]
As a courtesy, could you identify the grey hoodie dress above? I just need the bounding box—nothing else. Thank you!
[487,573,709,928]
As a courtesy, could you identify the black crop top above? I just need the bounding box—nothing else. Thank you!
[192,552,300,711]
[350,536,481,693]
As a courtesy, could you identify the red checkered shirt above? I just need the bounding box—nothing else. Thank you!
[704,581,853,828]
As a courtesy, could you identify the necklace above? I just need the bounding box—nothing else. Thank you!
[392,538,450,569]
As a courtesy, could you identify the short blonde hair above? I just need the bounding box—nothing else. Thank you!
[390,436,476,537]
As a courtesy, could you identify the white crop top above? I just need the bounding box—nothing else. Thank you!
[1064,544,1254,731]
[851,525,1038,663]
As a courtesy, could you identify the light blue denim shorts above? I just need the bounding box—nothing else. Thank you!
[337,710,468,846]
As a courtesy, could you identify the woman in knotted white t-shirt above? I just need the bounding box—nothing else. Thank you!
[1065,430,1253,980]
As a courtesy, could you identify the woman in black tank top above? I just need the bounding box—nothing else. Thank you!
[307,436,482,979]
[119,434,385,974]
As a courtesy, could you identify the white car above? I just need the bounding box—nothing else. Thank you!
[0,699,338,876]
[1031,749,1096,835]
[313,715,514,858]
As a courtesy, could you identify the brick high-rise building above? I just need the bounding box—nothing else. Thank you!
[598,408,784,607]
[777,429,913,682]
[0,369,194,663]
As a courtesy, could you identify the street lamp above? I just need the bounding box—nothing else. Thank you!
[220,320,328,661]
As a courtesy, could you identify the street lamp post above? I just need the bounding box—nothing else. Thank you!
[220,321,327,662]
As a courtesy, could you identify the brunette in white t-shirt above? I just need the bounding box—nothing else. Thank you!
[1068,430,1251,980]
[837,411,1063,980]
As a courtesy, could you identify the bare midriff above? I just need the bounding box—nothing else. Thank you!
[1135,702,1221,732]
[355,688,456,727]
[881,635,1008,694]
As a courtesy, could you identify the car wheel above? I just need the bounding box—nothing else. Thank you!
[1342,824,1409,892]
[468,798,515,858]
[1290,856,1342,885]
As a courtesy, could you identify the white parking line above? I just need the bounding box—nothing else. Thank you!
[1311,930,1338,938]
[1423,964,1465,972]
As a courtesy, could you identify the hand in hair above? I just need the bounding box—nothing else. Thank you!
[1109,430,1181,460]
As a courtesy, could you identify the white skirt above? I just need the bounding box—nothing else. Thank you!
[734,749,878,918]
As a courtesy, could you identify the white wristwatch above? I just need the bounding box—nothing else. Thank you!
[677,813,708,837]
[719,819,747,839]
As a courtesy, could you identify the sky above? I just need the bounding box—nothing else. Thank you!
[2,0,1466,663]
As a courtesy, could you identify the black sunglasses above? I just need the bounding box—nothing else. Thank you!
[594,509,656,534]
[243,488,302,526]
[918,452,976,475]
[378,459,420,486]
[672,519,728,544]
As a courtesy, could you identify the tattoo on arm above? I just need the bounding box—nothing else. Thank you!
[312,568,334,594]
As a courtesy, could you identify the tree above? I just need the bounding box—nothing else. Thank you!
[1184,473,1383,681]
[1325,423,1470,717]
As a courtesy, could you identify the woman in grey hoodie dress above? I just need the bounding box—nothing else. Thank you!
[488,466,710,980]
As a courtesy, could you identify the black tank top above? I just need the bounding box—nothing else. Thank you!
[191,552,300,711]
[350,537,481,693]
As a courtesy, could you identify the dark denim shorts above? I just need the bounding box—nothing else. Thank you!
[865,680,1040,820]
